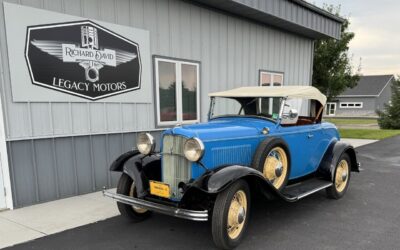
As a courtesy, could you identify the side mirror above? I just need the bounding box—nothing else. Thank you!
[288,109,298,119]
[281,108,299,125]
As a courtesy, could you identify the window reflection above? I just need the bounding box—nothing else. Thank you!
[158,61,177,122]
[182,64,197,121]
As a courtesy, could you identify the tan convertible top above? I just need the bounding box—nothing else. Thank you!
[209,86,327,106]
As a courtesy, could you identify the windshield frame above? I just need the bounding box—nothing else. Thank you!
[207,96,285,123]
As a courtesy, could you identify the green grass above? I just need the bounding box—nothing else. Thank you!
[339,129,400,140]
[325,118,378,125]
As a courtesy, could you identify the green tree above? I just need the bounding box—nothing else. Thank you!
[377,77,400,129]
[312,5,360,100]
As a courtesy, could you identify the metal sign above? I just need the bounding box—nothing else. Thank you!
[25,20,142,100]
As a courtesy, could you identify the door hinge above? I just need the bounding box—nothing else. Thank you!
[3,187,6,197]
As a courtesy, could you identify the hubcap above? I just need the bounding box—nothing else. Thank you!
[129,182,148,214]
[227,190,247,240]
[263,147,288,189]
[335,159,349,193]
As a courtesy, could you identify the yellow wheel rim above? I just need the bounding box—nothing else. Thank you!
[335,159,349,193]
[263,147,288,189]
[129,182,148,214]
[227,190,247,240]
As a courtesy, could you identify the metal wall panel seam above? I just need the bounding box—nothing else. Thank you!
[167,0,173,56]
[132,103,136,131]
[113,0,118,24]
[48,102,54,134]
[224,15,229,97]
[80,0,85,17]
[60,0,66,13]
[27,102,34,140]
[0,32,10,139]
[155,0,161,55]
[119,102,123,131]
[68,102,73,135]
[89,135,96,191]
[104,102,108,132]
[71,136,79,194]
[30,139,40,202]
[105,133,111,187]
[121,130,125,151]
[7,141,17,207]
[5,128,167,142]
[51,138,60,199]
[0,0,17,139]
[309,40,315,86]
[87,103,91,132]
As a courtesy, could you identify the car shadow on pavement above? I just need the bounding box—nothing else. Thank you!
[5,191,335,250]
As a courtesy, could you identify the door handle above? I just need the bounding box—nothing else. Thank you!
[307,133,314,139]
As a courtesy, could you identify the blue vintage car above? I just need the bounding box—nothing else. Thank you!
[104,86,360,249]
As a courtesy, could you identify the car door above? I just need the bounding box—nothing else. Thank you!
[302,123,325,174]
[278,125,311,179]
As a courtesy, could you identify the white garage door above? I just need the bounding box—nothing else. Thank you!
[0,163,6,209]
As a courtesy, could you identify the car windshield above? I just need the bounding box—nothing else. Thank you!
[209,96,283,121]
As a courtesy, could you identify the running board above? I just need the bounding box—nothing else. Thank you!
[281,179,332,201]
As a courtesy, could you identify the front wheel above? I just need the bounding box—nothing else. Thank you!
[326,153,351,199]
[116,173,152,222]
[211,180,251,249]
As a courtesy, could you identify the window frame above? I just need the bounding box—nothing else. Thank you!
[153,56,201,127]
[259,70,284,115]
[325,102,337,116]
[339,102,363,109]
[258,70,284,87]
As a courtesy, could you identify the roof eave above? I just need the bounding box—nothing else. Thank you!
[189,0,343,40]
[289,0,345,23]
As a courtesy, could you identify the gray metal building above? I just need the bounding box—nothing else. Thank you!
[0,0,343,209]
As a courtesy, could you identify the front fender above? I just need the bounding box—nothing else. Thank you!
[206,165,265,193]
[109,149,140,172]
[318,140,360,181]
[182,165,289,202]
[110,151,161,198]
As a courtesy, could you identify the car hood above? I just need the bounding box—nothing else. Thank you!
[164,117,276,141]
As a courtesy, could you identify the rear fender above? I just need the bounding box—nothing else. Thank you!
[318,140,359,181]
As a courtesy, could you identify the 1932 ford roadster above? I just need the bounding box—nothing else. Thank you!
[104,86,360,249]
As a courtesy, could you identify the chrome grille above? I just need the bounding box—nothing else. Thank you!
[162,135,191,200]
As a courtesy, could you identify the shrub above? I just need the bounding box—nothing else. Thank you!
[377,77,400,129]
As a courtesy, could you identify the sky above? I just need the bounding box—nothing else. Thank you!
[307,0,400,76]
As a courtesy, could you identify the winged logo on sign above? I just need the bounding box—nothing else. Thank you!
[31,26,137,83]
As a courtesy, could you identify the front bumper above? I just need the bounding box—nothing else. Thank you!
[103,189,208,221]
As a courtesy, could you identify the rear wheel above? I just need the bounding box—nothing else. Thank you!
[212,180,250,249]
[326,153,351,199]
[116,173,152,222]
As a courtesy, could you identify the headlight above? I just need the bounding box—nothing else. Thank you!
[137,133,155,155]
[184,137,204,162]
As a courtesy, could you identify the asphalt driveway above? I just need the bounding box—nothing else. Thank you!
[5,136,400,250]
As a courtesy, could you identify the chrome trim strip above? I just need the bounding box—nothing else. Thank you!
[296,183,332,200]
[103,190,208,221]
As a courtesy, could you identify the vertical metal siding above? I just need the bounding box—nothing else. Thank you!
[7,131,163,208]
[0,0,315,207]
[0,0,314,140]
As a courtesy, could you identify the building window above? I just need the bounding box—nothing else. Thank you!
[259,71,284,115]
[154,57,200,126]
[259,71,284,86]
[325,102,336,116]
[340,102,363,109]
